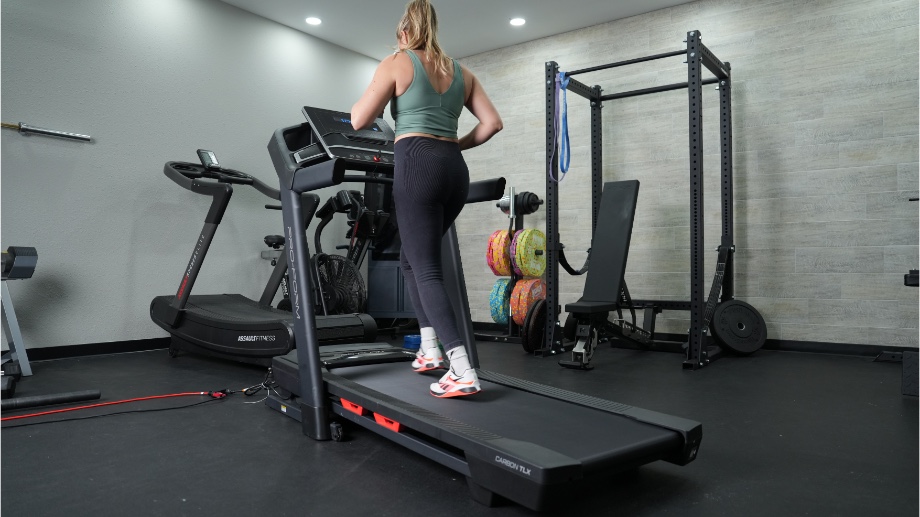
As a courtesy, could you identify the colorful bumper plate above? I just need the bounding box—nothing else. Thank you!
[511,278,545,326]
[509,229,525,277]
[489,277,514,324]
[512,229,547,278]
[487,230,513,276]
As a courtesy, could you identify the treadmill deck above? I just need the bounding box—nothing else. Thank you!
[272,349,695,480]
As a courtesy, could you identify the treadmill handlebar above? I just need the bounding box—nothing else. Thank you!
[164,161,281,201]
[289,164,503,202]
[466,178,507,204]
[291,158,347,194]
[268,123,505,200]
[1,246,38,281]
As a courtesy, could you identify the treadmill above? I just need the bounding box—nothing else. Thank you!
[150,152,375,367]
[265,108,702,511]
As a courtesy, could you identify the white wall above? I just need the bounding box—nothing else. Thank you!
[1,0,380,349]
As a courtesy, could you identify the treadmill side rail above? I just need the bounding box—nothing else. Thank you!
[623,407,701,465]
[478,369,702,466]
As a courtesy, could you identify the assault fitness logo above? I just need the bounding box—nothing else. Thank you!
[237,335,277,342]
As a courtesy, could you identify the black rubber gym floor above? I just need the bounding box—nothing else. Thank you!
[2,342,917,516]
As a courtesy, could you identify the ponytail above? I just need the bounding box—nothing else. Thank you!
[396,0,451,76]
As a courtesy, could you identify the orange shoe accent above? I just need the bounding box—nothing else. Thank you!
[412,358,444,372]
[412,352,446,372]
[430,386,481,398]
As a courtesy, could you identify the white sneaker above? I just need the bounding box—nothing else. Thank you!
[411,340,446,372]
[430,347,481,398]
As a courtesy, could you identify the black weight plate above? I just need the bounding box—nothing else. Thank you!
[521,299,546,353]
[711,300,767,355]
[527,299,547,353]
[520,300,535,353]
[520,322,530,353]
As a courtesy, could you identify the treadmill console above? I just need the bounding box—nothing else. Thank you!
[196,149,221,170]
[291,106,395,169]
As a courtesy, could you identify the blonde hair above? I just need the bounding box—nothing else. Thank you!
[396,0,451,76]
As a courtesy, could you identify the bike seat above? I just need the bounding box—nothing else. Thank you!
[264,235,285,249]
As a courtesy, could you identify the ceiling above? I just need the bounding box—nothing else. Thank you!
[219,0,696,60]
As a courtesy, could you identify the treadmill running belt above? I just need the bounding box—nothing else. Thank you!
[338,363,680,469]
[184,294,290,324]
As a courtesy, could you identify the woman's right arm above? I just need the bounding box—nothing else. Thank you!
[459,71,502,151]
[351,56,397,131]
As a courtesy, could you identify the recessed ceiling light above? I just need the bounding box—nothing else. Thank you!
[305,17,322,25]
[510,18,525,26]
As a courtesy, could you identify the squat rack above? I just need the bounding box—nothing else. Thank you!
[540,30,735,370]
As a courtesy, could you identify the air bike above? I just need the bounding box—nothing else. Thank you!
[263,107,703,511]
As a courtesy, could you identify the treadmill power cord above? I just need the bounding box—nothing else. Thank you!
[1,390,231,429]
[237,368,285,404]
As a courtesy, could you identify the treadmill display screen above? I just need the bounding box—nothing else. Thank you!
[326,115,384,134]
[303,106,394,142]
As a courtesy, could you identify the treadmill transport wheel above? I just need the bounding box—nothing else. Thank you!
[520,299,546,354]
[710,299,767,355]
[330,421,344,442]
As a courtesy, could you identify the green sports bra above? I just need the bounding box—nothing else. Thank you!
[390,50,465,139]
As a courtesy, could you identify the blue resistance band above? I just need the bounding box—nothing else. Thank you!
[549,72,571,183]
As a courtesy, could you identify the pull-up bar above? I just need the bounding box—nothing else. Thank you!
[566,49,686,76]
[599,77,720,102]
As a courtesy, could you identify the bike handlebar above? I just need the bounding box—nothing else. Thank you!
[163,161,281,200]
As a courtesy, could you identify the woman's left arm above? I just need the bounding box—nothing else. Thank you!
[351,57,396,130]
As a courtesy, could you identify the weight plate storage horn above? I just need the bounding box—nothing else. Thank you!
[511,278,545,326]
[489,278,515,324]
[710,299,767,355]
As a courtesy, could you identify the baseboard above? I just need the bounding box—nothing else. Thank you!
[760,339,919,358]
[472,322,919,358]
[16,338,170,361]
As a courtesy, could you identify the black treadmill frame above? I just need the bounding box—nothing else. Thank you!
[267,117,702,510]
[269,122,495,439]
[542,30,737,370]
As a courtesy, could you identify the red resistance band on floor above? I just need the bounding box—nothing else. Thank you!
[0,391,227,422]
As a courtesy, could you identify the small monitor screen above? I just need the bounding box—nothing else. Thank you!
[326,114,384,134]
[302,105,395,143]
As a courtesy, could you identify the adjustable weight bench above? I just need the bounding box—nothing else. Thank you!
[559,180,651,370]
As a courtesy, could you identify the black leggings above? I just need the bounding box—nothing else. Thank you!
[393,137,470,351]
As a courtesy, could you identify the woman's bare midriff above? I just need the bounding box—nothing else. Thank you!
[395,132,459,143]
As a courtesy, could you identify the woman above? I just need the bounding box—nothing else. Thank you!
[351,0,502,398]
